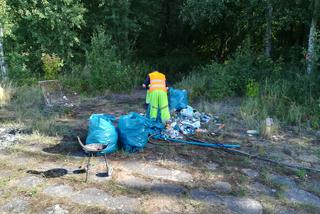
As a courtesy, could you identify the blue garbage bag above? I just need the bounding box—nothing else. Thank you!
[169,88,188,111]
[118,112,164,153]
[86,114,118,155]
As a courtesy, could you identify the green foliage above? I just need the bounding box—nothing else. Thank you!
[241,74,320,128]
[41,54,63,80]
[246,79,259,97]
[85,29,130,92]
[296,169,307,179]
[176,62,233,100]
[176,46,256,100]
[5,0,85,74]
[6,52,37,85]
[181,0,228,27]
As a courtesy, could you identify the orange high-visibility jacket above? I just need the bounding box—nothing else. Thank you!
[148,71,167,92]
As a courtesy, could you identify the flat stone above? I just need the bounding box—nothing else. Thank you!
[285,188,320,207]
[190,189,223,204]
[223,197,263,214]
[0,198,31,213]
[191,189,262,214]
[142,196,186,214]
[270,174,296,188]
[117,173,185,196]
[16,176,44,188]
[241,169,259,178]
[71,188,139,213]
[40,204,69,214]
[118,161,193,182]
[151,183,185,196]
[205,162,219,171]
[298,155,319,163]
[246,182,273,196]
[117,175,152,189]
[213,181,232,194]
[43,184,75,197]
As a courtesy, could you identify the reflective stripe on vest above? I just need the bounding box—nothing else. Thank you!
[149,71,167,92]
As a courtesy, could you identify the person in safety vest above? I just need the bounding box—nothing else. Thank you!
[142,71,170,124]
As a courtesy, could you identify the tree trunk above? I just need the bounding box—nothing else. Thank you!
[265,1,272,57]
[0,23,7,78]
[307,0,319,75]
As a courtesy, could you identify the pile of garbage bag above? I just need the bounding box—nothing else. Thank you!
[118,112,164,153]
[169,88,188,111]
[85,114,118,155]
[163,105,223,139]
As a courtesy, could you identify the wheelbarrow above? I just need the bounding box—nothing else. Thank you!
[77,136,113,182]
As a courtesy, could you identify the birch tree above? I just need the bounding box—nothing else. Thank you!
[265,0,273,57]
[307,0,320,74]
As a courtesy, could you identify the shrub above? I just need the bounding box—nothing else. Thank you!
[7,52,37,85]
[241,76,320,129]
[246,79,259,97]
[176,48,255,100]
[85,29,129,92]
[41,53,63,80]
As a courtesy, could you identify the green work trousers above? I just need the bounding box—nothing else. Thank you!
[149,90,170,123]
[146,90,150,104]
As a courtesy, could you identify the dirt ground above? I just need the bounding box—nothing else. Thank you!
[0,89,320,214]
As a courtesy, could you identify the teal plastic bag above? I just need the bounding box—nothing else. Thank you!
[169,88,188,111]
[118,112,164,153]
[85,114,118,155]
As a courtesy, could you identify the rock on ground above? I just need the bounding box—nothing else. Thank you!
[118,161,193,182]
[191,189,263,214]
[41,204,69,214]
[71,188,139,213]
[213,181,232,194]
[0,198,30,214]
[285,188,320,208]
[223,197,263,214]
[241,169,259,178]
[43,184,75,198]
[15,176,44,188]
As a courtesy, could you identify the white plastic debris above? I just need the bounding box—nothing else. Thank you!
[247,130,259,135]
[180,105,194,118]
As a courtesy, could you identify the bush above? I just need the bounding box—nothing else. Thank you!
[241,76,320,129]
[176,62,234,100]
[61,30,146,94]
[7,52,37,85]
[176,44,287,102]
[41,53,63,80]
[85,29,130,92]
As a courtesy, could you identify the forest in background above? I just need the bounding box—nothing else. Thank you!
[0,0,320,129]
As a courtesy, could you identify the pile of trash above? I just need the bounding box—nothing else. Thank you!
[0,127,22,148]
[163,105,223,139]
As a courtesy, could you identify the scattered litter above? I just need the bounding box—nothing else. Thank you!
[38,80,74,107]
[180,105,194,118]
[196,128,208,133]
[0,127,22,147]
[247,130,259,136]
[162,103,222,139]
